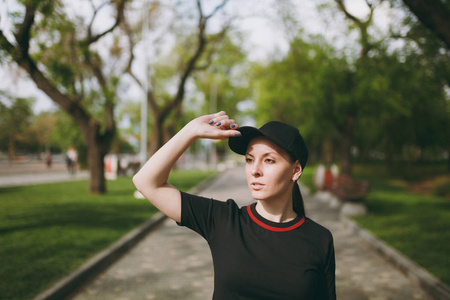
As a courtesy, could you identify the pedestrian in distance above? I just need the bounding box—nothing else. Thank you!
[133,111,336,299]
[66,145,78,175]
[44,149,53,169]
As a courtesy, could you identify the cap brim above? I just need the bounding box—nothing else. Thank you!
[228,126,264,155]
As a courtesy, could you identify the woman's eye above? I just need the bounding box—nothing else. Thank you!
[265,158,275,163]
[245,158,253,163]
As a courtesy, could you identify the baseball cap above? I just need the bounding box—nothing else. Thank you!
[228,121,308,169]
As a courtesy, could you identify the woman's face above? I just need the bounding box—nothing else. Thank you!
[245,136,301,202]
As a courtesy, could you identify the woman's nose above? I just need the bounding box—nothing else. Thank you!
[251,162,262,177]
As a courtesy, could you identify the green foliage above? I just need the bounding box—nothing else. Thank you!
[299,164,316,194]
[49,111,87,164]
[32,10,81,95]
[28,111,59,151]
[20,0,62,16]
[352,47,449,165]
[252,35,350,158]
[0,92,35,153]
[252,31,449,169]
[117,100,142,136]
[8,0,125,124]
[191,34,250,116]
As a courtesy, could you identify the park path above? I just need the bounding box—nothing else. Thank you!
[70,166,432,300]
[0,161,89,187]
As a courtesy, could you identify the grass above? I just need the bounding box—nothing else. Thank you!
[352,176,450,286]
[301,163,450,286]
[0,169,216,300]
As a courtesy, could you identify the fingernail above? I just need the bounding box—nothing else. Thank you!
[208,119,214,124]
[235,132,242,136]
[230,124,236,128]
[216,122,221,126]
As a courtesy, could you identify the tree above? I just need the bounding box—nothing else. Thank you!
[0,0,128,193]
[400,0,450,49]
[332,0,386,175]
[29,112,59,151]
[124,0,232,155]
[0,92,34,161]
[389,0,450,170]
[192,34,250,119]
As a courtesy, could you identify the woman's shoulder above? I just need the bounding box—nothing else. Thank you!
[303,217,334,240]
[180,191,241,213]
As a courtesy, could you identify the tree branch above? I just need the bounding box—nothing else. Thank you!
[160,9,208,119]
[13,4,36,58]
[205,0,229,20]
[87,0,110,42]
[335,0,376,59]
[194,23,231,71]
[335,0,362,25]
[84,0,126,45]
[4,5,93,132]
[0,30,15,55]
[158,0,231,120]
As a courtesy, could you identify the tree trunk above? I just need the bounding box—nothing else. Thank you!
[385,136,395,171]
[87,141,107,194]
[448,146,450,172]
[340,115,355,175]
[8,137,15,164]
[148,110,164,156]
[322,134,333,166]
[81,122,111,194]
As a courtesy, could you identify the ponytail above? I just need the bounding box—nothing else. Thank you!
[292,181,306,217]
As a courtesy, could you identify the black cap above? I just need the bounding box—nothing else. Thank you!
[228,121,308,170]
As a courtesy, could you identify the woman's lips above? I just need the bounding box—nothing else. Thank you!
[250,182,264,190]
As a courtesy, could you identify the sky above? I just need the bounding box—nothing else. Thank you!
[0,0,397,114]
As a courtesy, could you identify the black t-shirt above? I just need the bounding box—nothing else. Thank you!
[178,191,336,300]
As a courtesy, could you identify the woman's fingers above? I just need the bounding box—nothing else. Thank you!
[209,112,236,128]
[199,111,240,138]
[211,111,226,119]
[216,119,238,130]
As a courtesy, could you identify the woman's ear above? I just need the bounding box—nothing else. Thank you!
[292,160,303,181]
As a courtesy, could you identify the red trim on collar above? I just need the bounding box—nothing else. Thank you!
[247,205,305,232]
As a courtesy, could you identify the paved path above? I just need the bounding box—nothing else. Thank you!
[70,166,432,300]
[0,161,89,187]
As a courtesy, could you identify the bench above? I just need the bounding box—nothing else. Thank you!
[329,174,370,202]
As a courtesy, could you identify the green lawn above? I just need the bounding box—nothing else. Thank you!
[301,164,450,286]
[353,178,450,286]
[0,170,215,300]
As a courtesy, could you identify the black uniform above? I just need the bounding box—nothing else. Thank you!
[178,191,336,300]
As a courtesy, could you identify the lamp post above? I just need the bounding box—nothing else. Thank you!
[209,77,217,169]
[140,0,150,168]
[134,0,150,199]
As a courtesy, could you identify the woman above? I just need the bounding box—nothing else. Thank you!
[133,111,336,299]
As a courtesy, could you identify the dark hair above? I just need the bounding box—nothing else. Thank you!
[293,181,306,217]
[287,151,306,217]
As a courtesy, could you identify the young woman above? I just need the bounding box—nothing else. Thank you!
[133,111,336,299]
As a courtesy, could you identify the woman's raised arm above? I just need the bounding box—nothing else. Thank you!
[132,112,240,223]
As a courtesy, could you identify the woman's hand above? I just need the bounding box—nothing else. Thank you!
[185,111,241,140]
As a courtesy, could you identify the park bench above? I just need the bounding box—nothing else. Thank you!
[329,174,370,202]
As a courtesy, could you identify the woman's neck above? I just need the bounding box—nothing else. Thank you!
[255,199,297,223]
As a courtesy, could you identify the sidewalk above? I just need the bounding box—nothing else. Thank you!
[0,161,89,187]
[70,166,432,300]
